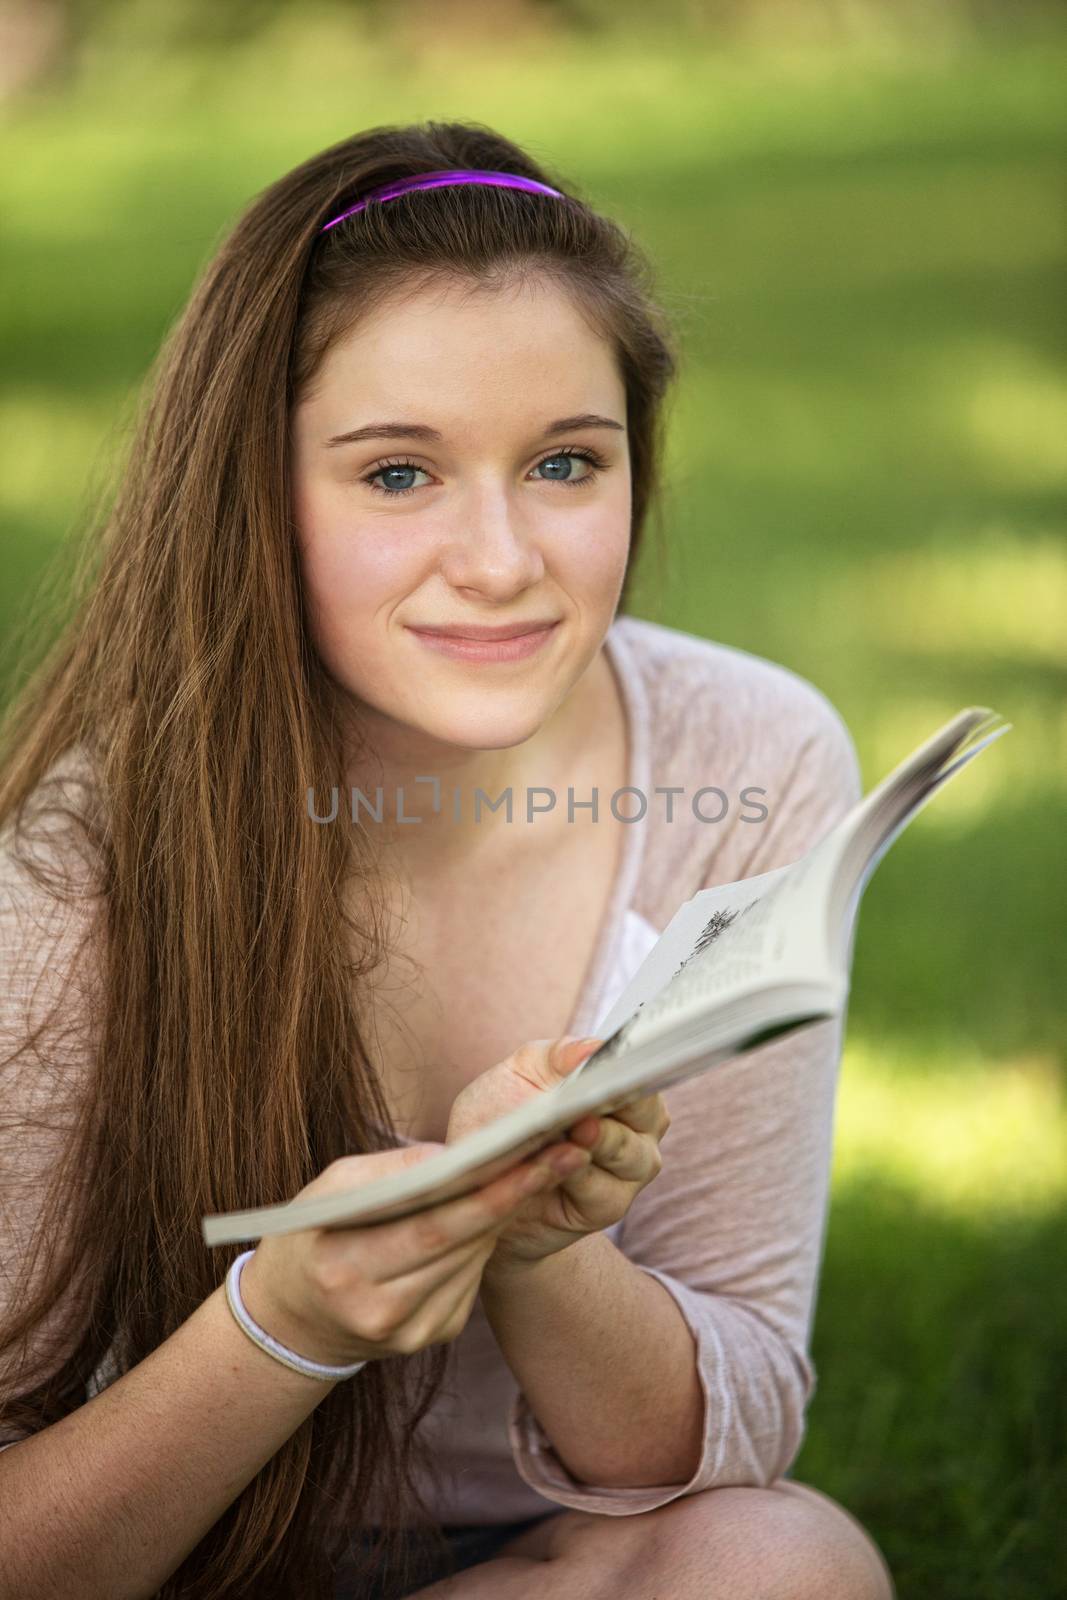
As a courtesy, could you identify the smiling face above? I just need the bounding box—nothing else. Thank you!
[289,272,632,768]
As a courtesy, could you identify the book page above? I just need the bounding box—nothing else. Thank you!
[572,711,1012,1084]
[571,861,822,1077]
[581,864,794,1045]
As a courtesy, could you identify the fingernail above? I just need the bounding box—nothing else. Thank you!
[563,1036,602,1062]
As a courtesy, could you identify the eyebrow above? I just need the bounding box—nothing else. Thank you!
[324,413,626,448]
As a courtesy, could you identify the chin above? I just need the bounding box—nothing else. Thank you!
[416,708,548,753]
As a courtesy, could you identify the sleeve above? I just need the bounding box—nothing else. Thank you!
[0,801,106,1452]
[506,689,864,1511]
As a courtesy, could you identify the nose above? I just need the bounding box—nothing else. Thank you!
[436,486,546,600]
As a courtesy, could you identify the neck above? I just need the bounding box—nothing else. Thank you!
[343,646,618,867]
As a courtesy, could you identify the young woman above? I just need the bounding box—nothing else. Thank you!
[0,122,894,1600]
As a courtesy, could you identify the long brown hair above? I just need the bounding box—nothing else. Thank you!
[0,120,678,1599]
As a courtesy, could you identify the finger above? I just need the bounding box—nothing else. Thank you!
[579,1118,661,1183]
[570,1096,668,1140]
[558,1036,606,1073]
[524,1035,604,1085]
[334,1206,508,1344]
[566,1115,602,1148]
[378,1228,495,1310]
[564,1094,668,1151]
[326,1143,591,1283]
[317,1141,449,1191]
[393,1244,491,1351]
[352,1234,493,1357]
[607,1094,670,1137]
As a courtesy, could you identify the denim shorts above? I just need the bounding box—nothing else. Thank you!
[333,1513,560,1600]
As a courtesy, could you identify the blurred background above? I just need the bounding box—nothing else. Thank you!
[1,2,1064,1594]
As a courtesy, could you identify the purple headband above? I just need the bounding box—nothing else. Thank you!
[319,168,566,233]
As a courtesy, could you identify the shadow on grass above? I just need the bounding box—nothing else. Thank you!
[799,1173,1066,1600]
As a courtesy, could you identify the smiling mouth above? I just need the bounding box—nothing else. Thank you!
[406,621,561,661]
[407,621,559,641]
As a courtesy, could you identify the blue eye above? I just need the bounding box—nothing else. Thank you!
[533,449,605,487]
[364,461,430,497]
[361,446,610,499]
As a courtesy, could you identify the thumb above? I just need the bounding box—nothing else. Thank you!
[549,1035,605,1079]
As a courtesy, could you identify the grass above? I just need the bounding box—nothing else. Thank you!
[1,17,1064,1596]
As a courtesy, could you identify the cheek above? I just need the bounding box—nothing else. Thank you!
[306,539,408,605]
[571,465,632,573]
[550,500,631,599]
[299,511,421,628]
[299,538,408,696]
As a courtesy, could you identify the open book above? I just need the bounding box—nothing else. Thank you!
[202,706,1010,1248]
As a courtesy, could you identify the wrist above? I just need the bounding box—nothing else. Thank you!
[481,1234,585,1300]
[238,1250,357,1370]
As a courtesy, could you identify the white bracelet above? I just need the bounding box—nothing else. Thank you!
[224,1250,369,1383]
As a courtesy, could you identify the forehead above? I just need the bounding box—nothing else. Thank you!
[300,273,623,424]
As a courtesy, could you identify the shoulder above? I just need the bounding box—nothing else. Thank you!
[1,742,107,1059]
[609,616,862,903]
[0,749,107,1396]
[1,742,105,920]
[612,613,859,789]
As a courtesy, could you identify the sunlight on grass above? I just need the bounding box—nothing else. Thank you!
[861,693,1062,825]
[0,126,162,236]
[834,1038,1067,1217]
[811,530,1067,813]
[870,531,1067,668]
[858,530,1067,670]
[955,343,1067,490]
[44,21,1067,182]
[4,23,1064,223]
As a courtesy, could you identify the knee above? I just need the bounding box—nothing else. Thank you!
[763,1481,895,1600]
[600,1479,895,1600]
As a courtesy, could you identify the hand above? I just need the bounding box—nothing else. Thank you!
[446,1036,671,1277]
[237,1138,592,1369]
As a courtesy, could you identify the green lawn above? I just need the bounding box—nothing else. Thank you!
[1,19,1064,1596]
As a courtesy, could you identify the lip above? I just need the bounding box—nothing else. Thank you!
[407,621,560,663]
[408,621,559,641]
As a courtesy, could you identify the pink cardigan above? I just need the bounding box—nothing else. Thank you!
[0,614,863,1526]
